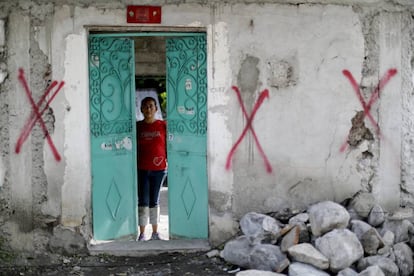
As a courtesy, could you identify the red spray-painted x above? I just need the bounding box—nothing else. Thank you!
[15,68,65,161]
[225,86,273,173]
[340,68,397,152]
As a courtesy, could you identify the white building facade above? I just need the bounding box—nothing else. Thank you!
[0,0,413,254]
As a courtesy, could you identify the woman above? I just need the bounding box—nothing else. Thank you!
[136,97,167,241]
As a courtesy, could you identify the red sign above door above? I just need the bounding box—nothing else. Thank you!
[127,6,161,24]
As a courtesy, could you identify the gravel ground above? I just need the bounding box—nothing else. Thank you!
[0,251,235,276]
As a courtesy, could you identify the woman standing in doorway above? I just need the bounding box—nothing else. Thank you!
[136,97,167,241]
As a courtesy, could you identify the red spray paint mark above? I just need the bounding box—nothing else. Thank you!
[340,68,397,152]
[15,68,65,161]
[225,86,273,173]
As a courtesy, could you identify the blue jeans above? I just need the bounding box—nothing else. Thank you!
[138,169,167,208]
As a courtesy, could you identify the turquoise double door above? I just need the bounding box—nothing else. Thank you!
[88,33,208,240]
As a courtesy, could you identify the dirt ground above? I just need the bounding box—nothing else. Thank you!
[0,251,235,276]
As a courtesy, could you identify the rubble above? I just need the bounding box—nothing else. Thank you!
[220,193,414,275]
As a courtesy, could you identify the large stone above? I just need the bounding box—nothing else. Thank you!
[337,267,358,276]
[308,201,350,237]
[393,242,413,276]
[358,265,385,276]
[347,207,363,221]
[288,213,309,225]
[350,219,372,240]
[283,222,310,244]
[288,262,330,276]
[249,244,289,272]
[380,219,414,243]
[349,192,376,218]
[357,256,399,276]
[315,228,363,272]
[221,235,252,268]
[360,228,383,255]
[287,243,329,270]
[240,212,281,244]
[280,225,300,252]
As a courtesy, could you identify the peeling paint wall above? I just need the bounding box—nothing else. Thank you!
[0,0,413,253]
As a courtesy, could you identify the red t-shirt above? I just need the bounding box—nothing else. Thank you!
[137,120,167,171]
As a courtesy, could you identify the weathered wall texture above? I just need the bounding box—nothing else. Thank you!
[0,0,413,253]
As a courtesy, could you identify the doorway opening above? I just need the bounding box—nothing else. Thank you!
[134,36,169,240]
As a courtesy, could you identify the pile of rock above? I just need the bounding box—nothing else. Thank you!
[220,193,414,276]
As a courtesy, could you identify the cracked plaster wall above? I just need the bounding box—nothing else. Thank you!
[0,0,413,252]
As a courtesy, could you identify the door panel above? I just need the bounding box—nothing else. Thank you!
[88,36,137,240]
[166,35,208,239]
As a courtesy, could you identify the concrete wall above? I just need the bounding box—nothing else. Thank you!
[0,0,413,252]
